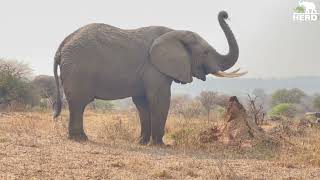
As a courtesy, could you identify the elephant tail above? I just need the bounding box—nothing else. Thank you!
[53,50,62,118]
[52,29,81,118]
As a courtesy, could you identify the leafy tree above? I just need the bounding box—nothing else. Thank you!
[271,88,306,106]
[0,59,38,107]
[197,91,229,122]
[0,59,32,79]
[198,91,217,122]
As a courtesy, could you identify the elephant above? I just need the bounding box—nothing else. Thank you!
[53,11,247,145]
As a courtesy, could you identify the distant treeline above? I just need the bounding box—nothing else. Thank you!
[173,77,320,96]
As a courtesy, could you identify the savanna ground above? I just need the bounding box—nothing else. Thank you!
[0,110,320,179]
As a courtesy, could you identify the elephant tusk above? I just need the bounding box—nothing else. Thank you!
[214,68,241,77]
[230,68,240,73]
[211,69,248,78]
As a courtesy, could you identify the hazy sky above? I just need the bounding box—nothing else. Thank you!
[0,0,319,78]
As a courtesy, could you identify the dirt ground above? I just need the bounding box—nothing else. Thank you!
[0,112,320,179]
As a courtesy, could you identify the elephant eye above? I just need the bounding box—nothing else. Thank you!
[203,50,209,56]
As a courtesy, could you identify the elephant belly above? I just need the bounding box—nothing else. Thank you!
[92,55,147,100]
[61,58,145,101]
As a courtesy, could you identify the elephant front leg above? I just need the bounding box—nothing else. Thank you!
[132,96,151,145]
[146,86,171,145]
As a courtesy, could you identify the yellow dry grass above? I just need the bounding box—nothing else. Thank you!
[0,110,320,179]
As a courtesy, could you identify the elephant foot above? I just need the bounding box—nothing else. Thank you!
[149,138,165,146]
[68,132,88,142]
[138,136,150,145]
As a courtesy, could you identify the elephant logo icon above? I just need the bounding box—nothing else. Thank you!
[293,0,319,21]
[298,0,317,13]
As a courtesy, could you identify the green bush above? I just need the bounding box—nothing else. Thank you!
[270,103,297,118]
[0,73,39,106]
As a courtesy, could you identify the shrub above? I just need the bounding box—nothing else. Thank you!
[270,103,297,118]
[0,73,39,107]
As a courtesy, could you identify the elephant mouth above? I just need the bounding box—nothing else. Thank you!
[198,75,206,81]
[192,65,207,81]
[173,79,188,84]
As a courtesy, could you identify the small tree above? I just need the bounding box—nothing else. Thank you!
[198,91,217,122]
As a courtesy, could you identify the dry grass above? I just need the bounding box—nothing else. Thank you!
[0,110,320,179]
[276,125,320,168]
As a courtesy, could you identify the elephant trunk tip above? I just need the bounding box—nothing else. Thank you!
[218,11,229,20]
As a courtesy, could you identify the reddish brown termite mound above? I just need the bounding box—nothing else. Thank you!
[200,96,265,147]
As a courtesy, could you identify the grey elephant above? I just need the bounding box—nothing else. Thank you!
[53,11,246,145]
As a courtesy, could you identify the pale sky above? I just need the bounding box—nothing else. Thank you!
[0,0,319,78]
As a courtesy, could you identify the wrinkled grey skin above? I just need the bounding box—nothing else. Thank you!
[53,11,239,145]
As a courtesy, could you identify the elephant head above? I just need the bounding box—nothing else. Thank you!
[150,11,246,84]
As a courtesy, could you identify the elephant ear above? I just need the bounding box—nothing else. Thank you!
[149,31,195,84]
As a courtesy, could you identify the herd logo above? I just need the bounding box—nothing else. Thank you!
[293,0,319,22]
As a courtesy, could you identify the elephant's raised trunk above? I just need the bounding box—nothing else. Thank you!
[216,11,239,71]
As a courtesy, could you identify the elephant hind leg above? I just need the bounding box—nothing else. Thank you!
[132,96,151,145]
[67,99,92,141]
